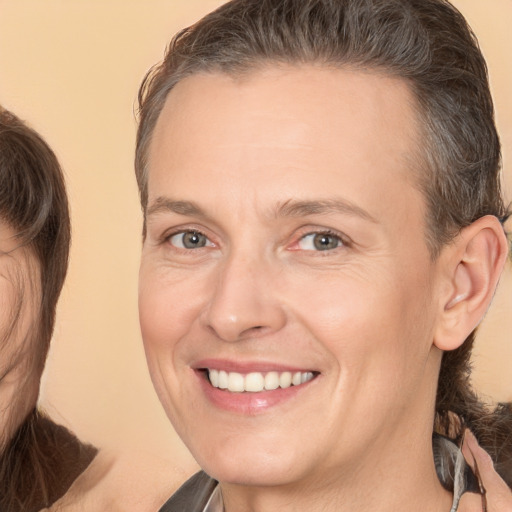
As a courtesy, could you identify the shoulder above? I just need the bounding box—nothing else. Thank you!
[44,448,198,512]
[0,411,97,511]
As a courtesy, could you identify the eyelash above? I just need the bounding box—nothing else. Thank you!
[163,229,214,250]
[293,229,350,253]
[162,227,350,255]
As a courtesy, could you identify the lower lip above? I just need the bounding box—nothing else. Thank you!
[196,371,316,415]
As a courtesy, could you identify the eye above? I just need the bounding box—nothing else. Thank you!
[297,232,344,251]
[168,230,213,249]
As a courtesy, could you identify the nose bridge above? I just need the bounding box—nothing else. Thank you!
[203,245,285,342]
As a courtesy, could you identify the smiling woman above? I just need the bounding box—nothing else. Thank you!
[135,1,512,511]
[0,1,509,510]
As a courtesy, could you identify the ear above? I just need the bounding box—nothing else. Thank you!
[434,215,509,351]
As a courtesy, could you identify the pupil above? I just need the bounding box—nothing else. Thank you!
[314,234,337,250]
[184,231,206,248]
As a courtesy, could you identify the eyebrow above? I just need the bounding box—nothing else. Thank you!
[275,198,378,223]
[146,198,206,218]
[146,196,378,224]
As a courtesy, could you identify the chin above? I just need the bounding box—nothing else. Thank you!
[202,455,300,487]
[186,431,309,486]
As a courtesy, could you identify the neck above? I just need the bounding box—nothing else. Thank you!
[220,427,453,512]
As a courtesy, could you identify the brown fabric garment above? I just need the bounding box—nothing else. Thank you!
[0,409,97,512]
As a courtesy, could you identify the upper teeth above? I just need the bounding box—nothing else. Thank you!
[208,369,315,393]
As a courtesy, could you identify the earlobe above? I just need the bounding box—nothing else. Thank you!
[434,215,509,352]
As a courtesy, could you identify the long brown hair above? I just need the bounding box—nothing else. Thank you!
[0,107,70,370]
[0,108,96,511]
[135,0,511,482]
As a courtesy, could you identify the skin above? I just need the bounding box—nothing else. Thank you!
[0,221,40,452]
[138,65,507,511]
[44,449,190,512]
[459,431,512,511]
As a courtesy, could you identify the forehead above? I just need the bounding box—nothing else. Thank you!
[148,65,425,228]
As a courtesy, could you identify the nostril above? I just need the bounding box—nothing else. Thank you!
[203,297,287,342]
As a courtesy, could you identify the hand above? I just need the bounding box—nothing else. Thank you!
[458,429,512,511]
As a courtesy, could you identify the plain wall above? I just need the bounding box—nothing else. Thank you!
[1,0,511,464]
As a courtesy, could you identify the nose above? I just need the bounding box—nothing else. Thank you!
[201,252,287,342]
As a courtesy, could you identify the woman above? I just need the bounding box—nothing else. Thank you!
[135,0,512,510]
[0,107,97,511]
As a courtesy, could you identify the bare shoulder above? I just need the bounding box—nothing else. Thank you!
[43,448,198,512]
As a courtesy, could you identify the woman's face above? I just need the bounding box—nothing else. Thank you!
[0,221,41,451]
[139,65,446,487]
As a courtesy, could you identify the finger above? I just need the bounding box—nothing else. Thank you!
[458,492,488,512]
[462,429,512,511]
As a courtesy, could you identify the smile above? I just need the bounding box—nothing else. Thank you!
[207,369,316,393]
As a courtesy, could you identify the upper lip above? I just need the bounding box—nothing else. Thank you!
[193,358,318,374]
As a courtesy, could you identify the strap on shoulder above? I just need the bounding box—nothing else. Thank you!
[159,471,218,512]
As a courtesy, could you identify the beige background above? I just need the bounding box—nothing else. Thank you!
[0,0,511,466]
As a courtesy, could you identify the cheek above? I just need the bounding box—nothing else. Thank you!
[288,264,435,379]
[138,264,209,356]
[287,266,402,344]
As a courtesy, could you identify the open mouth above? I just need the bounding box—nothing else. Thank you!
[205,369,317,393]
